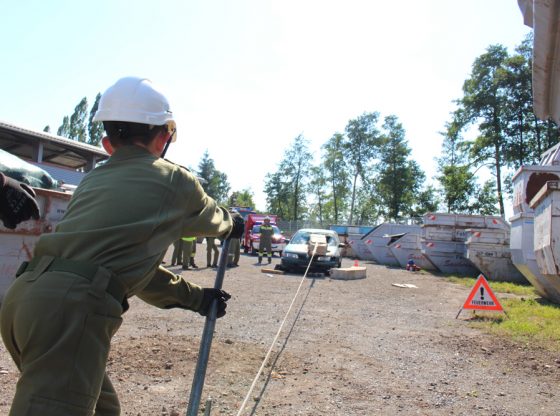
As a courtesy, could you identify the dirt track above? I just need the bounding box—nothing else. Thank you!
[1,246,559,415]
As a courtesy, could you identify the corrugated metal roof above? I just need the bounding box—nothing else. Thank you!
[0,120,108,170]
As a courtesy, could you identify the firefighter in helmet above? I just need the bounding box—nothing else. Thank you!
[258,216,274,264]
[0,77,244,415]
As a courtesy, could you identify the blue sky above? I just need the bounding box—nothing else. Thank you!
[0,0,530,211]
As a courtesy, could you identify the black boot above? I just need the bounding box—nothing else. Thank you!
[190,258,198,269]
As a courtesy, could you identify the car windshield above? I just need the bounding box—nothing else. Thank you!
[252,225,281,234]
[290,231,338,246]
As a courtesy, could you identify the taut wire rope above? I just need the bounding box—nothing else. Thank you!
[235,242,320,416]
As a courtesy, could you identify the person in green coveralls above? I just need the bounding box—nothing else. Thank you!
[226,209,240,267]
[0,77,244,416]
[181,236,198,270]
[227,237,241,267]
[258,216,274,264]
[206,236,219,268]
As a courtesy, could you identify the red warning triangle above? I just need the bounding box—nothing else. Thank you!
[462,274,503,311]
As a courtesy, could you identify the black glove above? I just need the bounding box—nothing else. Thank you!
[228,211,244,239]
[0,173,40,229]
[198,288,231,318]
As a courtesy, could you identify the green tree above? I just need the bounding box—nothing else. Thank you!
[228,189,255,208]
[376,115,424,220]
[308,165,328,225]
[197,150,230,203]
[353,178,381,225]
[43,125,50,133]
[280,134,312,220]
[88,93,104,146]
[322,132,350,223]
[69,97,88,142]
[410,185,440,217]
[436,115,479,213]
[57,116,70,137]
[470,180,499,215]
[264,171,290,218]
[438,165,477,213]
[343,112,381,224]
[459,44,509,216]
[498,35,543,169]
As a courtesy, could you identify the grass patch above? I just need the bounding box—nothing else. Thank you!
[445,276,560,351]
[445,275,537,297]
[468,298,560,352]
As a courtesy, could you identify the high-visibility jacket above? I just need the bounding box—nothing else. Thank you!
[259,224,274,246]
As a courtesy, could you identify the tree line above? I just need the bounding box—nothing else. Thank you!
[265,33,560,224]
[52,33,559,225]
[44,94,104,146]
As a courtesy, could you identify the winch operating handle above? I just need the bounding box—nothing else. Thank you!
[186,238,231,416]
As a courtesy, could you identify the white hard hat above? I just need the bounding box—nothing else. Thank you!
[93,77,177,142]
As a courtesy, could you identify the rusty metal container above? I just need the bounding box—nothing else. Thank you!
[421,240,478,275]
[419,213,509,276]
[347,234,377,261]
[511,165,560,215]
[363,223,421,266]
[388,232,438,271]
[509,212,559,302]
[0,188,71,302]
[465,228,527,283]
[527,181,560,304]
[423,212,508,230]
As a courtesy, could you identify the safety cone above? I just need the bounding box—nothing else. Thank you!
[354,259,359,267]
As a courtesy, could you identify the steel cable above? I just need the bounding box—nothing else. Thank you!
[235,243,320,416]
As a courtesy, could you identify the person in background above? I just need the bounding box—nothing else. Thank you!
[258,216,274,264]
[227,236,241,267]
[206,236,219,268]
[0,172,40,229]
[181,236,198,270]
[0,77,244,415]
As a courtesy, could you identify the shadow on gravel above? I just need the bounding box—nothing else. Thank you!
[248,278,318,415]
[463,314,505,323]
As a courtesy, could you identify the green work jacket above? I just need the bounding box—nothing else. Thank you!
[34,145,232,310]
[259,224,274,245]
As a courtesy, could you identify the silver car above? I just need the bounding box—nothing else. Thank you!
[281,228,343,272]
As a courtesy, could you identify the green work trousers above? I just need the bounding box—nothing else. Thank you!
[0,262,124,415]
[206,237,219,266]
[228,238,240,265]
[258,240,273,257]
[171,239,184,265]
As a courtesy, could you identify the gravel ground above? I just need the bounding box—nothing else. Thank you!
[1,245,559,415]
